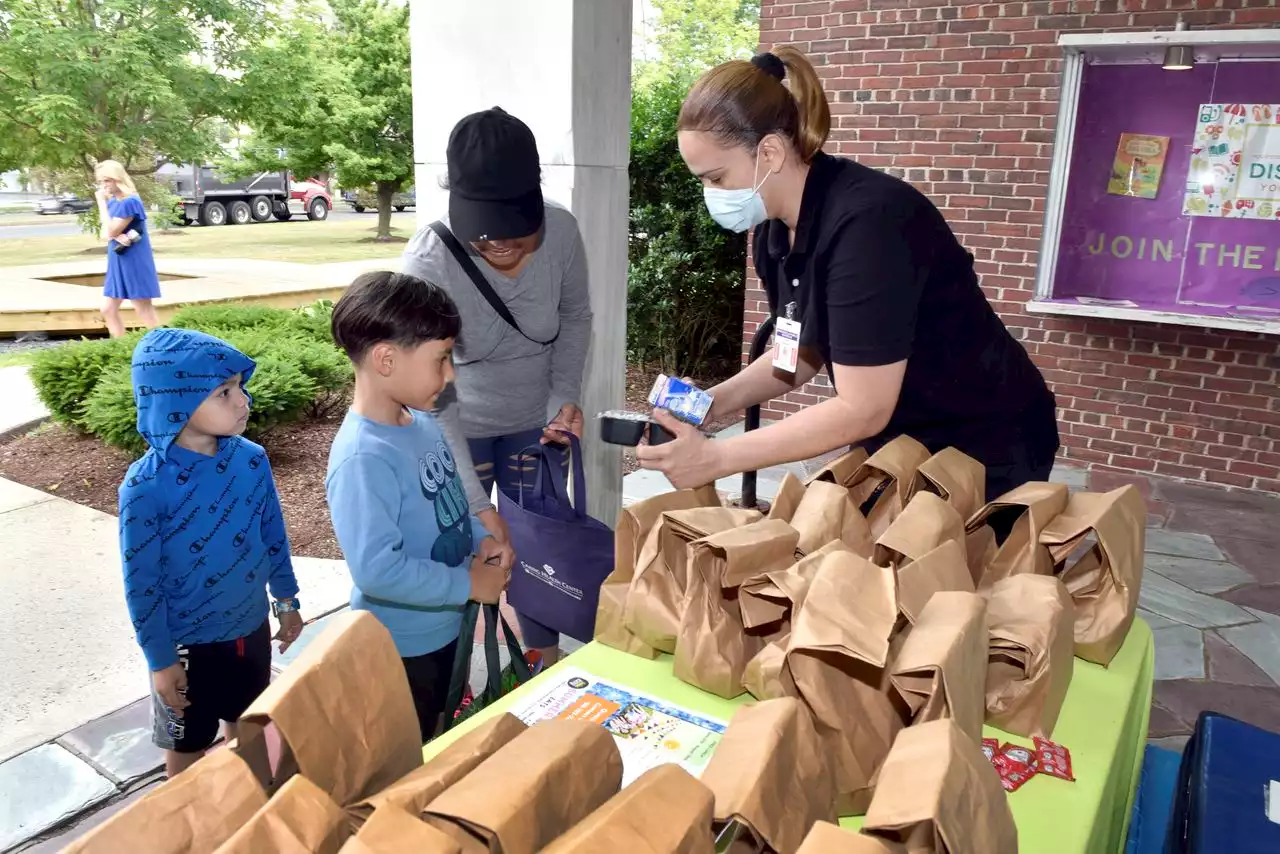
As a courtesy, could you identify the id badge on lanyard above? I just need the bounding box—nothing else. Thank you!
[772,299,801,373]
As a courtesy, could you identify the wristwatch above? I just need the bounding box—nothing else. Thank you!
[272,597,301,617]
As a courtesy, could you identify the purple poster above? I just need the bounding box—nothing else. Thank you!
[1053,61,1280,316]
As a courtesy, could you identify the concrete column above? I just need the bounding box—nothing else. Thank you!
[408,0,632,525]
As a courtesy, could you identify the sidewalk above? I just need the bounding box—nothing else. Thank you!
[3,409,1280,849]
[0,366,48,440]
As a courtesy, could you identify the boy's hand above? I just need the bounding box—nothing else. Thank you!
[468,553,508,604]
[152,663,190,717]
[274,611,303,653]
[477,534,514,575]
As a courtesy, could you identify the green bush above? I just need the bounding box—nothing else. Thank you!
[220,326,351,417]
[82,353,319,455]
[29,301,349,457]
[79,365,147,456]
[168,304,297,332]
[286,299,336,341]
[628,75,745,377]
[235,353,318,435]
[28,332,143,429]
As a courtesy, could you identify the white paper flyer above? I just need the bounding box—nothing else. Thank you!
[510,667,727,786]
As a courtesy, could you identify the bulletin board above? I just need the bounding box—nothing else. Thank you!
[1044,59,1280,326]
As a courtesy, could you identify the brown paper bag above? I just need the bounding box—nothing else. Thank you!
[873,491,964,568]
[906,447,986,523]
[846,436,931,538]
[597,486,720,656]
[349,714,527,827]
[966,482,1068,591]
[896,540,974,626]
[743,638,791,701]
[785,550,906,815]
[424,720,623,854]
[797,823,905,854]
[62,748,267,854]
[768,472,807,523]
[863,719,1017,854]
[233,611,421,807]
[889,592,988,743]
[985,575,1075,738]
[214,775,349,854]
[625,507,763,653]
[739,541,851,631]
[805,446,870,487]
[791,479,874,556]
[1039,485,1145,665]
[741,543,853,702]
[541,764,715,854]
[340,806,462,854]
[701,698,837,854]
[673,519,800,698]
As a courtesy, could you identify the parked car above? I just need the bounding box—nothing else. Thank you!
[163,166,332,226]
[35,194,93,215]
[342,186,415,213]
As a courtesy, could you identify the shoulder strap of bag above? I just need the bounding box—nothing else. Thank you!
[428,220,559,346]
[444,602,480,727]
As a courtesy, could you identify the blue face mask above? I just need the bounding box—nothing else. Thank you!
[702,150,771,233]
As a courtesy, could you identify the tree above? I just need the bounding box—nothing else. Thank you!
[324,0,414,241]
[227,5,346,185]
[635,0,759,89]
[233,0,413,240]
[0,0,270,186]
[627,0,760,376]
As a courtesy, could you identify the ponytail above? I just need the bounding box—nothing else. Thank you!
[774,46,831,162]
[677,45,831,163]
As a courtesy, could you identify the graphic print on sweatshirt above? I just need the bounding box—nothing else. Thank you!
[419,438,474,567]
[118,329,299,671]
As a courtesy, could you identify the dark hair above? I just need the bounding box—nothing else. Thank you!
[677,46,832,163]
[331,271,462,361]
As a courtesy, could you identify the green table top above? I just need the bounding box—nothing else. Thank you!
[425,618,1155,854]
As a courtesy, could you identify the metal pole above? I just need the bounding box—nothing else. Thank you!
[739,315,775,510]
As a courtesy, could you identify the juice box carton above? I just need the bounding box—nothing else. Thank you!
[647,374,714,426]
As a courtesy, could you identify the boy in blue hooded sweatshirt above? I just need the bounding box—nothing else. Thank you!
[326,271,510,743]
[118,328,303,777]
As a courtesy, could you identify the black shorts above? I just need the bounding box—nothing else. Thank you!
[151,620,272,753]
[402,639,459,744]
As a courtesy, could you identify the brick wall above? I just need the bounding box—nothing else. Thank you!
[750,0,1280,492]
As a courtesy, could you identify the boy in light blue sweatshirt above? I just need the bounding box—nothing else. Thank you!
[326,271,510,742]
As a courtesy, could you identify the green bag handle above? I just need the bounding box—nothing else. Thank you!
[444,603,533,730]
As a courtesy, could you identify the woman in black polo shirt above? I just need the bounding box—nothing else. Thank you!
[636,47,1058,502]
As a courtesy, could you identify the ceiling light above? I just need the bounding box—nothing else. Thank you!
[1163,20,1194,71]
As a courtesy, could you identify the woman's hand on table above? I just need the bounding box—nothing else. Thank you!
[635,409,727,490]
[543,403,584,445]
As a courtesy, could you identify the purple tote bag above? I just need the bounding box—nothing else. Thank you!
[499,435,613,643]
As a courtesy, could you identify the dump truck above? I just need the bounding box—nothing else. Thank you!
[167,167,332,226]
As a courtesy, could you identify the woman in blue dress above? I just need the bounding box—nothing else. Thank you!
[95,160,161,337]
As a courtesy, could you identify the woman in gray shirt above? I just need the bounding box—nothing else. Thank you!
[401,108,593,665]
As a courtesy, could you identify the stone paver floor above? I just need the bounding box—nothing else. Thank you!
[6,461,1280,851]
[1092,471,1280,752]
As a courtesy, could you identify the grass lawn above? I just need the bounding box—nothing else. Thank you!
[0,350,39,368]
[0,212,416,267]
[0,213,60,227]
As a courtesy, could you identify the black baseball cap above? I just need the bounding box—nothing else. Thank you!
[446,107,544,242]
